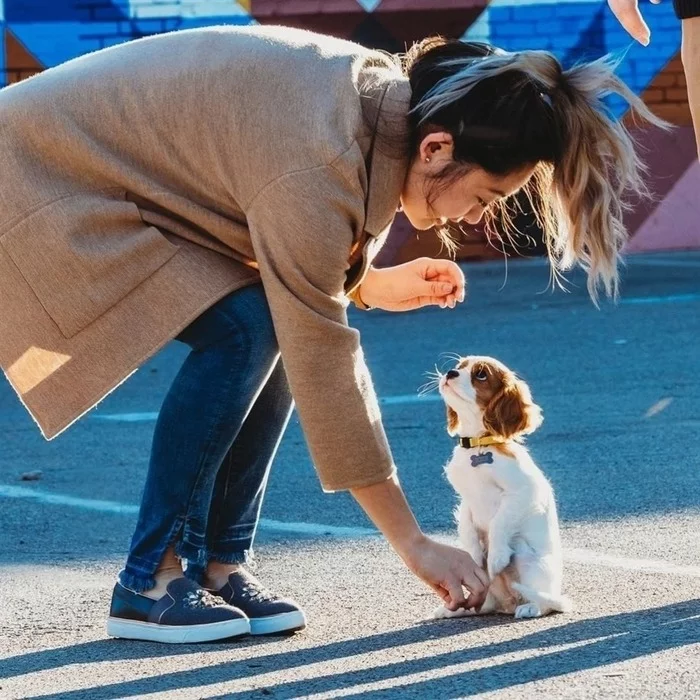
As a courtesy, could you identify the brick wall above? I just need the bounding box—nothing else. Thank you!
[641,53,693,125]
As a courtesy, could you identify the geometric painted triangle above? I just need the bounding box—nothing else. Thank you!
[621,124,698,238]
[639,51,692,126]
[374,1,486,47]
[374,0,486,10]
[356,0,382,10]
[252,1,365,40]
[625,158,700,252]
[7,21,95,69]
[564,3,607,65]
[253,10,364,42]
[128,1,244,19]
[5,28,44,85]
[487,4,592,60]
[352,15,405,53]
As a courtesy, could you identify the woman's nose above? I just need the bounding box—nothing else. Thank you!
[446,370,460,379]
[464,208,485,226]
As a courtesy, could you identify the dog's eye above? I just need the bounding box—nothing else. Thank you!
[474,369,488,382]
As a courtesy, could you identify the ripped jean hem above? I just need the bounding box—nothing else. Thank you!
[118,568,157,594]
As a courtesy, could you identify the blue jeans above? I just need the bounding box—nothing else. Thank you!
[119,283,294,592]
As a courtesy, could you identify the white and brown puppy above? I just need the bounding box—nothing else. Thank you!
[435,355,572,619]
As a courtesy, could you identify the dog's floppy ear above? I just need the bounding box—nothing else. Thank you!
[483,379,542,439]
[446,405,460,436]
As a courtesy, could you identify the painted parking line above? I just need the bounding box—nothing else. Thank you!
[380,394,442,405]
[92,412,158,422]
[91,394,443,422]
[563,548,700,577]
[619,293,700,305]
[630,258,700,269]
[0,484,377,538]
[2,484,700,577]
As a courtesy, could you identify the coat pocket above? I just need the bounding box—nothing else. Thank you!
[0,189,179,338]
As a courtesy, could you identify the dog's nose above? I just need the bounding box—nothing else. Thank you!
[446,370,460,380]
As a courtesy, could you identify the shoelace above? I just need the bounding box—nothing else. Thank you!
[240,580,275,603]
[185,589,223,609]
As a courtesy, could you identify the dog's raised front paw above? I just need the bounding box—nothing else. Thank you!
[514,602,542,619]
[487,547,512,578]
[433,605,475,620]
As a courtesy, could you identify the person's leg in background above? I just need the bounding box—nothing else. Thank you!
[108,283,284,642]
[608,2,700,156]
[681,16,700,155]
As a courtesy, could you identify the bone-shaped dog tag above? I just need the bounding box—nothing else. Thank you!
[471,452,494,467]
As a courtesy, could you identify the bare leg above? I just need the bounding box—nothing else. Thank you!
[682,17,700,157]
[142,545,184,600]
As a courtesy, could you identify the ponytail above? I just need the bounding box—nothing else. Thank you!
[546,56,666,301]
[404,38,668,302]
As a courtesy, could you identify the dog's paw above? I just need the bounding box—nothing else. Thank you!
[433,605,475,620]
[514,602,542,619]
[487,546,512,579]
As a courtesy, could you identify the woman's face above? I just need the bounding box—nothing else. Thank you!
[400,132,536,231]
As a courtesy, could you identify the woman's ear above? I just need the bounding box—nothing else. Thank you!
[483,380,542,438]
[419,131,454,163]
[446,405,460,436]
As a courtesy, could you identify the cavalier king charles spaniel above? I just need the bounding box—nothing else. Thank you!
[433,355,573,619]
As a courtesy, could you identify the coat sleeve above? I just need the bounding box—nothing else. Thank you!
[245,161,396,492]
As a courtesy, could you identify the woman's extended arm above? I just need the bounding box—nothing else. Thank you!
[351,475,489,610]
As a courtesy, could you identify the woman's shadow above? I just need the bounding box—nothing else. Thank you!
[2,598,698,699]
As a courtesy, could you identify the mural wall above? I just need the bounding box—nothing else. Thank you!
[1,1,697,260]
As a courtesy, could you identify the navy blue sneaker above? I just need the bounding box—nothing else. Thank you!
[107,577,250,643]
[214,569,306,635]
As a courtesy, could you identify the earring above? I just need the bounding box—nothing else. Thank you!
[425,157,431,163]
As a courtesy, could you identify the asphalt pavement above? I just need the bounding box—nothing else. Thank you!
[1,251,698,699]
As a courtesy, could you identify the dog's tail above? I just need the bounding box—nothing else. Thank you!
[511,582,574,613]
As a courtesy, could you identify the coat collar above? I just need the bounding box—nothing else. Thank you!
[358,66,412,238]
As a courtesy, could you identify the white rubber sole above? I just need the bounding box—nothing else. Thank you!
[250,610,307,636]
[106,616,250,643]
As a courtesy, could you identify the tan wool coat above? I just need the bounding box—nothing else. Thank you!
[0,25,412,492]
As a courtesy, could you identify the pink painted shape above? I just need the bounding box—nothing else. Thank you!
[625,159,700,253]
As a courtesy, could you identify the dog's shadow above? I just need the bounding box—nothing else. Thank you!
[4,599,698,699]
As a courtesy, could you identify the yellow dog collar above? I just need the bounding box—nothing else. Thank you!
[459,435,507,449]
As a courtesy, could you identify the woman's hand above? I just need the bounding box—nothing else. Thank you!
[357,258,466,312]
[405,535,490,611]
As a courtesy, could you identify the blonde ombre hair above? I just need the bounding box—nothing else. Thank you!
[403,38,668,302]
